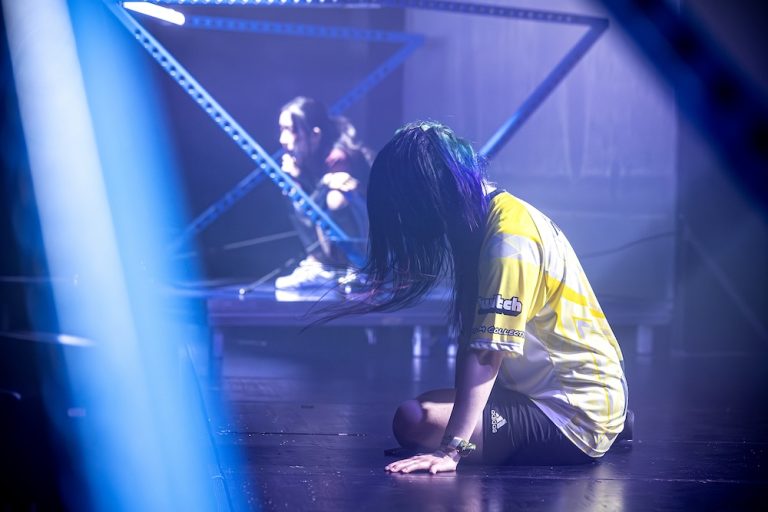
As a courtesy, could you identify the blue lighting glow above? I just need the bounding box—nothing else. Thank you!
[3,0,243,509]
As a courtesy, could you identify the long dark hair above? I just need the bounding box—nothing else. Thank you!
[280,96,372,185]
[340,121,489,333]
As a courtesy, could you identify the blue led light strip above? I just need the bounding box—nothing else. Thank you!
[188,15,417,43]
[105,2,365,264]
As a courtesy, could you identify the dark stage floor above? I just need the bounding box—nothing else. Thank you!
[204,325,768,512]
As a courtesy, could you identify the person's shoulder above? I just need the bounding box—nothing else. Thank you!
[325,146,370,182]
[325,147,349,172]
[489,191,530,222]
[487,191,541,241]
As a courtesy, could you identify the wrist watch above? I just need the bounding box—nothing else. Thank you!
[440,435,477,457]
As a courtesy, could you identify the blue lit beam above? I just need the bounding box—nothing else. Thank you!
[4,0,240,509]
[596,0,768,211]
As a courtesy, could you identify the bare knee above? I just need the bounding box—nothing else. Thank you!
[392,399,423,449]
[392,398,448,450]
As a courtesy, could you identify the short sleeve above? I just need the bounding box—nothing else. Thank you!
[469,232,542,356]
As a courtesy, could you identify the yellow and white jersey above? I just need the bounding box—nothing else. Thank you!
[467,191,627,457]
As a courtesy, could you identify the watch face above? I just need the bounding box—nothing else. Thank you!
[441,436,476,457]
[456,440,476,457]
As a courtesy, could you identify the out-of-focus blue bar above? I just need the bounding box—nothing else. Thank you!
[3,0,244,509]
[106,4,361,266]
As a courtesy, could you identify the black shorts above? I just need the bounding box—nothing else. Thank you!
[482,386,594,465]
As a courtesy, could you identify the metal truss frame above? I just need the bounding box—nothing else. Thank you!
[108,0,608,257]
[104,1,425,261]
[172,17,423,253]
[597,0,768,213]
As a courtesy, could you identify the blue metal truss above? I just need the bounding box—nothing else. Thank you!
[104,2,426,262]
[104,3,366,264]
[187,15,417,44]
[105,1,422,258]
[121,0,608,251]
[183,15,424,117]
[170,17,423,250]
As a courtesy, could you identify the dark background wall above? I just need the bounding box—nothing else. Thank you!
[675,0,768,352]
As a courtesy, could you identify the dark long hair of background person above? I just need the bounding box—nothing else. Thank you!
[280,96,373,190]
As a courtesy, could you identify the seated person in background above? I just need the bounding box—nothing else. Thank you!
[275,96,372,290]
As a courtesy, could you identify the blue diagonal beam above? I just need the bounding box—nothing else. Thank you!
[327,34,423,115]
[479,20,607,159]
[105,2,365,265]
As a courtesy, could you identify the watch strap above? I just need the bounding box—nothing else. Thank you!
[440,435,477,457]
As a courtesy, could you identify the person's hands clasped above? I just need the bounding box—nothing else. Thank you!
[281,153,300,178]
[385,451,459,474]
[322,171,358,192]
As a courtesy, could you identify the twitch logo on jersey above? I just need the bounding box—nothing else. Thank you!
[478,294,523,317]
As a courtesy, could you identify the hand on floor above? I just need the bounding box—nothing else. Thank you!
[385,451,459,474]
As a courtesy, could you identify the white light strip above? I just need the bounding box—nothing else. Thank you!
[123,1,185,26]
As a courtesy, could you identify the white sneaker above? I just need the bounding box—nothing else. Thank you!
[274,259,341,290]
[338,269,367,294]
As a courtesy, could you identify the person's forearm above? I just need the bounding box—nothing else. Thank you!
[444,348,503,442]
